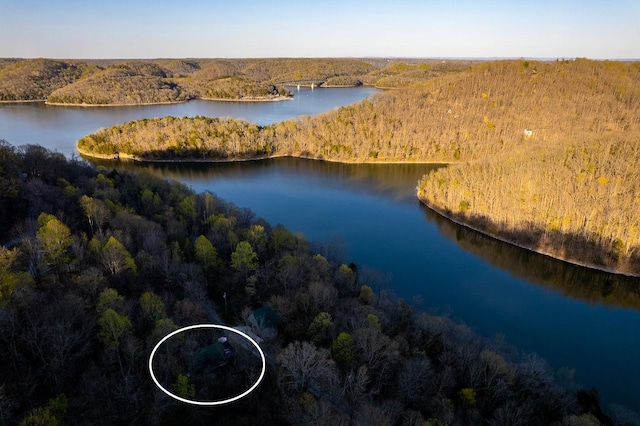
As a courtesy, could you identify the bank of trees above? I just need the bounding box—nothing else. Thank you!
[293,58,640,163]
[0,142,623,424]
[77,116,271,160]
[194,76,292,101]
[418,134,640,275]
[238,57,375,83]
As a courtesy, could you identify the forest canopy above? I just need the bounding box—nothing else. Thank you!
[0,141,618,424]
[77,59,640,275]
[2,56,639,423]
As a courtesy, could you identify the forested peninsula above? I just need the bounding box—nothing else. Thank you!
[78,59,640,276]
[0,58,468,105]
[0,142,618,424]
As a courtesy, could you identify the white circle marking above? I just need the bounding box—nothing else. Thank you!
[148,324,266,406]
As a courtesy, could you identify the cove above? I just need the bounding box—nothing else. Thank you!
[1,87,639,410]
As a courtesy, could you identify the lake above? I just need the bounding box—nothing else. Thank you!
[1,87,639,411]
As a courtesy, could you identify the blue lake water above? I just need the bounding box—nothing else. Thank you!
[1,87,639,411]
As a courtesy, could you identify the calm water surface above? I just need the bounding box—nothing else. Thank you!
[0,87,377,157]
[1,87,639,410]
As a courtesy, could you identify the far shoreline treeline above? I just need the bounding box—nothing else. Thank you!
[76,58,640,277]
[0,57,473,106]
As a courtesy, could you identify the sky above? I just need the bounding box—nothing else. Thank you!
[1,0,639,60]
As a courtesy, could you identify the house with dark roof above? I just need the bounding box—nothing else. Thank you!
[191,336,236,373]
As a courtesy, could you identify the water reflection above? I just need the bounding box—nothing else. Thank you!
[91,157,444,204]
[95,158,640,310]
[97,156,640,313]
[423,205,640,311]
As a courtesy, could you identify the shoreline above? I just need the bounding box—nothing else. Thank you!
[44,96,292,107]
[197,95,293,102]
[76,145,459,165]
[2,93,298,108]
[24,96,293,108]
[418,198,640,278]
[0,99,45,104]
[2,86,374,107]
[45,99,189,107]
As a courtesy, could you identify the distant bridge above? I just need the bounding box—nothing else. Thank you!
[279,79,326,89]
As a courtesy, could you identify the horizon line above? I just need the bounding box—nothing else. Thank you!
[2,55,639,62]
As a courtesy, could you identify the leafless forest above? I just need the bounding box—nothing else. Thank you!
[78,59,640,275]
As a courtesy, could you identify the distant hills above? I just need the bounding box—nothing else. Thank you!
[0,57,473,105]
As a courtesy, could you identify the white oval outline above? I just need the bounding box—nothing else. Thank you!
[148,324,266,406]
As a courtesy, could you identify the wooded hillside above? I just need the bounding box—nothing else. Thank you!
[416,59,640,275]
[78,59,640,275]
[79,59,640,163]
[47,63,189,105]
[0,58,93,101]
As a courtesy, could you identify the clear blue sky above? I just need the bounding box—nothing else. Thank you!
[1,0,638,59]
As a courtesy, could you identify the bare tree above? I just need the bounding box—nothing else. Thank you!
[277,341,338,393]
[397,356,433,405]
[352,327,400,391]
